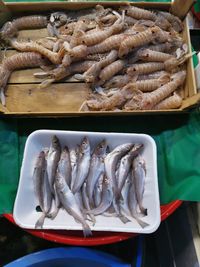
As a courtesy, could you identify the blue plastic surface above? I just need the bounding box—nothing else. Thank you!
[4,247,130,267]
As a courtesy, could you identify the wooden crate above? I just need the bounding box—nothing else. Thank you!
[0,0,199,117]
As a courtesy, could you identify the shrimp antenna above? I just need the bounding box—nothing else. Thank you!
[121,10,125,22]
[0,88,6,106]
[112,10,121,19]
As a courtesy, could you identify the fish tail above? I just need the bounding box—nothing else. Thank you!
[35,213,46,229]
[135,217,149,229]
[47,208,59,219]
[83,223,92,237]
[119,214,130,224]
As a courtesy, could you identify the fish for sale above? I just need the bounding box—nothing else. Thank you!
[58,146,71,186]
[82,182,96,225]
[74,191,84,212]
[48,183,61,219]
[46,135,61,193]
[42,171,52,214]
[120,173,132,217]
[93,172,104,207]
[132,156,147,215]
[35,170,54,229]
[33,151,46,210]
[86,140,107,206]
[33,151,50,228]
[70,145,79,190]
[119,172,147,227]
[72,137,91,194]
[55,171,92,237]
[117,144,143,195]
[87,175,113,216]
[113,196,130,224]
[104,143,133,198]
[128,181,149,228]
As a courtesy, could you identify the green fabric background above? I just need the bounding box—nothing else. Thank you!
[1,0,200,215]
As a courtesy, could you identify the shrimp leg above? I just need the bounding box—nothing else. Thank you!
[10,39,65,65]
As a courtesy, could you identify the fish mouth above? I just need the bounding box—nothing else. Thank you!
[99,139,107,149]
[52,135,59,143]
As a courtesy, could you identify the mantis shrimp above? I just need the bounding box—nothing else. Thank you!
[118,26,160,57]
[75,50,118,83]
[0,52,47,105]
[0,15,48,40]
[124,70,186,110]
[80,12,125,46]
[10,39,65,65]
[153,92,182,110]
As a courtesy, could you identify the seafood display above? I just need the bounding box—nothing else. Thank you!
[33,135,149,236]
[0,5,191,111]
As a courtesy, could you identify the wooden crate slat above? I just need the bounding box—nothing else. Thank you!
[5,83,90,112]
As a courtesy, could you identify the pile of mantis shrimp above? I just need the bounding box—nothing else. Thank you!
[0,5,192,110]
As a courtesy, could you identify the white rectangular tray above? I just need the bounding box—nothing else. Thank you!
[13,130,160,234]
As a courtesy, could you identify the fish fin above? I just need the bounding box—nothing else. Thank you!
[135,217,149,228]
[35,213,46,229]
[83,224,92,237]
[119,214,130,224]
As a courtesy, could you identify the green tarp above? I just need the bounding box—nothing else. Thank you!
[1,0,200,215]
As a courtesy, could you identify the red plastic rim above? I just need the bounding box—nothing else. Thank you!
[191,6,200,21]
[3,200,182,246]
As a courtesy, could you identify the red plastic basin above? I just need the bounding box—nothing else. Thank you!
[4,200,182,246]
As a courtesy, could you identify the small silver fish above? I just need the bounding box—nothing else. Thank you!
[94,172,104,207]
[120,173,145,227]
[117,144,143,195]
[70,145,79,191]
[88,175,113,216]
[132,156,147,215]
[55,171,92,237]
[33,151,46,210]
[113,197,130,224]
[58,146,71,186]
[72,137,91,194]
[128,181,149,228]
[82,182,96,225]
[33,151,49,229]
[47,183,61,220]
[86,140,107,206]
[120,173,132,217]
[35,170,53,229]
[105,143,133,198]
[46,135,61,194]
[42,171,52,214]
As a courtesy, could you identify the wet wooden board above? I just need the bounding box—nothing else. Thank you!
[18,28,48,41]
[8,68,79,84]
[5,83,90,112]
